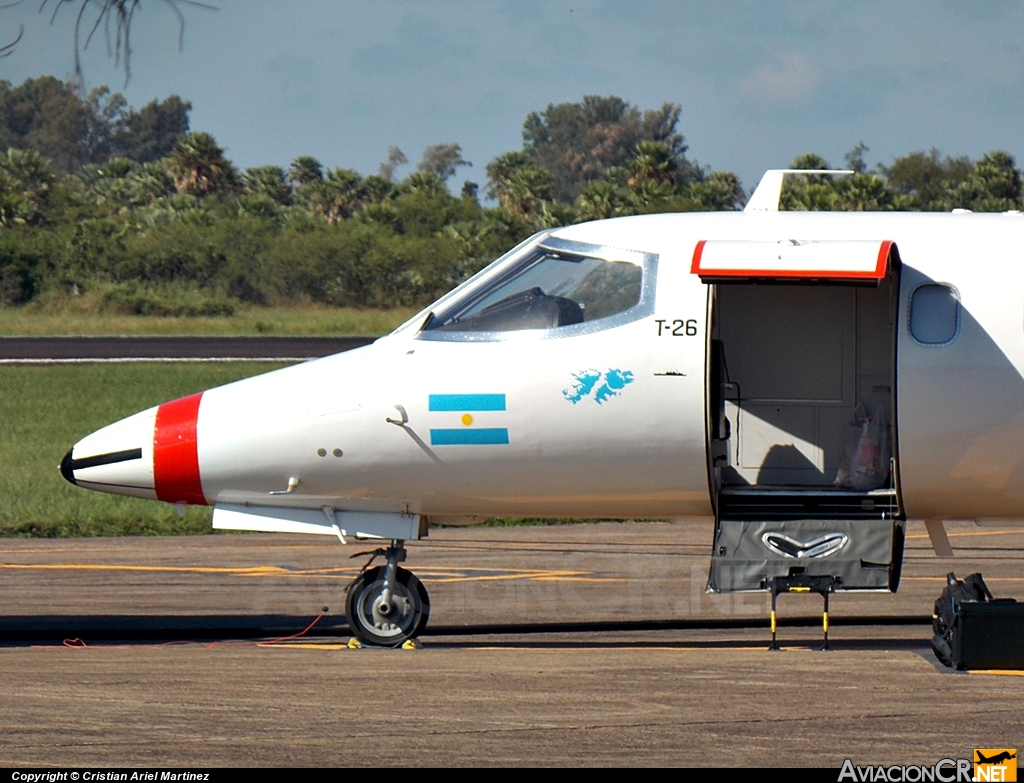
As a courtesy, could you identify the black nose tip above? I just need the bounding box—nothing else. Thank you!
[59,448,77,486]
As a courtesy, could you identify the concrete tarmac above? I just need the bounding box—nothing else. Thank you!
[1,520,1022,767]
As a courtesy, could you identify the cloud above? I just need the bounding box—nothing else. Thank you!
[738,53,823,105]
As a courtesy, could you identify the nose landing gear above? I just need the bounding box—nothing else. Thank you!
[345,540,430,647]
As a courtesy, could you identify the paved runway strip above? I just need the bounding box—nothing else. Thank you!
[0,520,1021,766]
[0,335,375,362]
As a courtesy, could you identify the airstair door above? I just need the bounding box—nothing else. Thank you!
[700,239,906,592]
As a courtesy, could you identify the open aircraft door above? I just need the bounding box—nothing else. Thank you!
[694,239,906,593]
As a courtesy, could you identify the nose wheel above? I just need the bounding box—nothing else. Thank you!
[345,542,429,647]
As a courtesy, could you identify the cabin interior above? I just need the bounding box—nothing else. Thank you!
[709,269,899,519]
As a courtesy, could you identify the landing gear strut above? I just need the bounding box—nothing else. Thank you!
[345,540,430,647]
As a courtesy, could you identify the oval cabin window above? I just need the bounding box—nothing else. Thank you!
[910,284,959,345]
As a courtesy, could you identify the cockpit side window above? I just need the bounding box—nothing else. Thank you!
[424,250,644,334]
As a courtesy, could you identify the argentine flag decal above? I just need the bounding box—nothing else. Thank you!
[429,394,509,445]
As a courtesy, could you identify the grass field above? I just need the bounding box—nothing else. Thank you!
[0,305,417,336]
[0,362,289,536]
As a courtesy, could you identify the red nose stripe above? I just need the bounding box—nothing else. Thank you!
[153,392,207,506]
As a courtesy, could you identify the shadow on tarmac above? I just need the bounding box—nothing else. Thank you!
[0,613,930,648]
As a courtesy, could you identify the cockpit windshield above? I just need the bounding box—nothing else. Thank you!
[424,248,644,334]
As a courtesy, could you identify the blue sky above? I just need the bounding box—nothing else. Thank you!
[3,1,1024,196]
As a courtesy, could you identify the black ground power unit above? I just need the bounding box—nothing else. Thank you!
[953,601,1024,670]
[932,572,1024,670]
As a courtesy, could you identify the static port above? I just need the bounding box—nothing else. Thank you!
[333,448,343,457]
[317,448,327,457]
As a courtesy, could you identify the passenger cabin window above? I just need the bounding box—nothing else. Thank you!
[910,284,959,344]
[425,250,643,333]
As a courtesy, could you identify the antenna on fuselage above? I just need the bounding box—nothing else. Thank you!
[744,169,855,213]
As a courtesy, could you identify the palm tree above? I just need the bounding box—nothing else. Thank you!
[242,165,291,205]
[485,151,553,215]
[167,131,238,201]
[627,140,678,189]
[0,149,56,226]
[575,179,626,221]
[307,168,367,223]
[288,156,324,189]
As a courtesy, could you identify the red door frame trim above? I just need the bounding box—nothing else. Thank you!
[691,239,892,280]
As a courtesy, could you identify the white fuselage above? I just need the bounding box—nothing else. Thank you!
[65,210,1024,530]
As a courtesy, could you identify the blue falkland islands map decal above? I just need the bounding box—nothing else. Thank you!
[563,369,634,405]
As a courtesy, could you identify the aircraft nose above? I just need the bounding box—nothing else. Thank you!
[59,448,76,485]
[62,392,209,504]
[61,392,208,505]
[60,406,159,499]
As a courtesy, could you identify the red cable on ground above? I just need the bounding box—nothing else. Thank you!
[257,612,326,646]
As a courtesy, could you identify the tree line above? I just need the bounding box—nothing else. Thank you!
[1,78,1021,313]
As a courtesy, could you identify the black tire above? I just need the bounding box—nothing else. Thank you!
[345,566,430,647]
